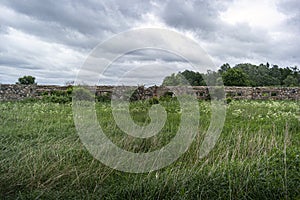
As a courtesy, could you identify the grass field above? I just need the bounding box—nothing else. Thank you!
[0,99,299,199]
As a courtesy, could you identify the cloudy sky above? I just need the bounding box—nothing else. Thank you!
[0,0,299,85]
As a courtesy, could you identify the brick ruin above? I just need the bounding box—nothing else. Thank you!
[0,84,299,101]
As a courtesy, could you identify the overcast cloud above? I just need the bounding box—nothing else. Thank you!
[0,0,299,85]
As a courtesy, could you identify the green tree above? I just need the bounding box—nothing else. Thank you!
[162,73,189,86]
[235,63,269,86]
[181,70,206,86]
[218,63,231,74]
[222,68,250,86]
[268,65,282,86]
[162,63,299,87]
[204,70,222,86]
[16,75,36,85]
[283,75,298,86]
[279,67,293,85]
[162,70,206,86]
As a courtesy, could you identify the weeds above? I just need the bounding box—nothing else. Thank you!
[0,100,299,199]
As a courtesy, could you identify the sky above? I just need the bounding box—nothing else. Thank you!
[0,0,299,85]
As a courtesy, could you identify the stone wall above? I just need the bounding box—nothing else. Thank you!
[0,84,299,101]
[0,84,37,101]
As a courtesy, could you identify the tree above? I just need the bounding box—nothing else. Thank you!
[279,67,293,85]
[268,65,282,86]
[162,73,189,86]
[162,70,205,86]
[204,70,221,86]
[218,63,231,74]
[16,75,36,85]
[162,62,300,87]
[222,68,250,86]
[181,70,206,86]
[283,75,298,87]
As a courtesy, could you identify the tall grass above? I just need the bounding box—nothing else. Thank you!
[0,100,299,199]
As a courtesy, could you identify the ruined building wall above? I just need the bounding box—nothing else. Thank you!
[0,84,299,101]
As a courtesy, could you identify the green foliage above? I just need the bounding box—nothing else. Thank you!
[222,68,250,86]
[234,63,299,86]
[16,75,36,85]
[43,94,71,104]
[283,75,298,86]
[162,73,189,86]
[72,87,94,101]
[226,97,232,104]
[204,70,223,86]
[20,97,39,103]
[218,63,231,74]
[66,87,73,95]
[41,87,73,104]
[158,91,173,101]
[96,93,111,102]
[162,70,206,86]
[148,96,159,105]
[40,87,111,103]
[162,63,300,87]
[0,100,299,199]
[180,70,206,86]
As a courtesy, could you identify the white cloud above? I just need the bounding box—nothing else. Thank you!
[0,0,299,85]
[220,0,287,30]
[0,27,86,84]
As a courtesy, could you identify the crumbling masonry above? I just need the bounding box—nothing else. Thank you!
[0,84,299,101]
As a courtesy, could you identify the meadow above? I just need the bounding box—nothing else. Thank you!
[0,99,299,199]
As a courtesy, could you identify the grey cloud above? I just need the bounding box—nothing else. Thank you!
[0,0,148,50]
[156,0,300,68]
[277,0,300,32]
[101,62,192,86]
[115,49,189,63]
[161,0,218,33]
[159,0,232,32]
[0,0,299,85]
[157,0,273,64]
[1,0,110,34]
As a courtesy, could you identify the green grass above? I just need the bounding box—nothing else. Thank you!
[0,100,299,199]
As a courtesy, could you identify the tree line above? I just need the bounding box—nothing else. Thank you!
[162,63,300,87]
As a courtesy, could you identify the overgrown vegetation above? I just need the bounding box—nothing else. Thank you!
[16,75,36,85]
[162,63,300,86]
[41,87,73,103]
[0,99,299,199]
[38,87,111,104]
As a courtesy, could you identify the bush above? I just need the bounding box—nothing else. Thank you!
[41,87,73,104]
[96,94,111,102]
[40,86,111,103]
[43,95,71,104]
[149,96,159,105]
[72,87,94,101]
[226,97,232,104]
[20,97,39,103]
[159,91,175,102]
[16,75,36,85]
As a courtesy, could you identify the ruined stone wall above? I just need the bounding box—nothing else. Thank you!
[0,84,299,101]
[0,84,37,101]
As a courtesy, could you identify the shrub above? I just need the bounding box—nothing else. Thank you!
[149,96,159,105]
[43,95,71,104]
[72,87,94,101]
[96,93,111,102]
[226,97,232,104]
[41,87,73,104]
[16,75,36,85]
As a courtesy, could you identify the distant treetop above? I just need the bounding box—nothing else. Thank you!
[162,63,300,87]
[16,75,36,85]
